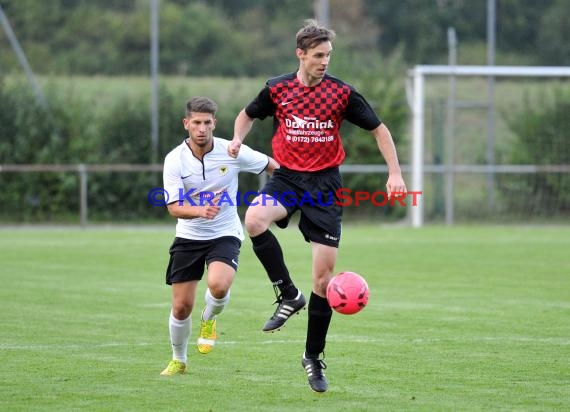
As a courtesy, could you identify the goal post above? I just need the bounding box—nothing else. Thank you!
[409,65,570,228]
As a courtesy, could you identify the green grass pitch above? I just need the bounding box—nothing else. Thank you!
[1,225,569,411]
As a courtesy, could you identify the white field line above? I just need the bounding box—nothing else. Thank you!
[2,336,569,351]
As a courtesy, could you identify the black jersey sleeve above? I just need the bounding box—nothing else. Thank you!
[245,84,276,120]
[344,88,382,131]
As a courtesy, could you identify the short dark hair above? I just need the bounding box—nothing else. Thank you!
[296,19,336,51]
[186,96,218,117]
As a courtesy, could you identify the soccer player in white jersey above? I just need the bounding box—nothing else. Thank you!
[160,97,278,376]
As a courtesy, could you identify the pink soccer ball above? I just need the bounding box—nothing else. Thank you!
[326,271,370,315]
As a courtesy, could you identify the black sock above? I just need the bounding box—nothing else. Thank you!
[251,230,297,299]
[305,292,333,357]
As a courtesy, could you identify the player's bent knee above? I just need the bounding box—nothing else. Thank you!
[208,285,230,299]
[172,301,193,319]
[314,274,333,297]
[244,209,269,236]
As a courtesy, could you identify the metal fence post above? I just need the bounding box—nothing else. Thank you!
[78,164,88,226]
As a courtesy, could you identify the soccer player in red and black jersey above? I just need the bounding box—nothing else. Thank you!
[228,19,407,393]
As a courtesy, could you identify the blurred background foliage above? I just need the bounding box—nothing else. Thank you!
[1,0,569,76]
[0,0,568,222]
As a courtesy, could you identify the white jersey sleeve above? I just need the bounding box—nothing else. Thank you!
[236,143,270,174]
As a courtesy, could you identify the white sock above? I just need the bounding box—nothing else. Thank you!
[169,311,191,363]
[201,288,230,321]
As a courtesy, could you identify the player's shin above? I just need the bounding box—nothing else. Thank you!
[305,292,332,357]
[251,230,297,299]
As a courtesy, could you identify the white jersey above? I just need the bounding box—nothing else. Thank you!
[163,137,269,241]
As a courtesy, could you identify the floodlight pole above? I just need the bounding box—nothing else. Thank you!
[486,0,496,210]
[150,0,160,164]
[0,6,49,111]
[314,0,330,27]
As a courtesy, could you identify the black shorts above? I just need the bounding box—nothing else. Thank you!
[165,236,241,285]
[260,167,342,247]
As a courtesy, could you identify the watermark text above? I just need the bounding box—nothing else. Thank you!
[148,188,422,207]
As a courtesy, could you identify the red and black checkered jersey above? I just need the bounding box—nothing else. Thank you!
[245,72,382,172]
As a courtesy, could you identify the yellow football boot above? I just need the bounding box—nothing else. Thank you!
[160,359,186,376]
[197,309,217,354]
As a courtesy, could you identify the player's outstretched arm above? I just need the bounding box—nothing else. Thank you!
[372,123,407,198]
[228,109,255,158]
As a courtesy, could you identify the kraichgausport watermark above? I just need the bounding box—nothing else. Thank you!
[147,188,422,207]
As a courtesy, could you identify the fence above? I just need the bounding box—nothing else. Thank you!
[1,163,568,226]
